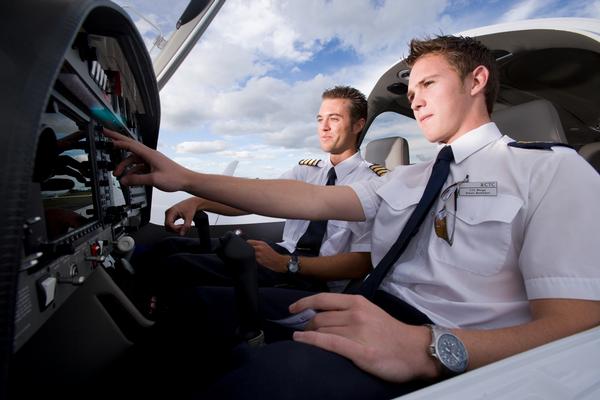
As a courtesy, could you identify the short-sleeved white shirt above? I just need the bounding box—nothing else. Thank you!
[350,122,600,329]
[278,152,378,257]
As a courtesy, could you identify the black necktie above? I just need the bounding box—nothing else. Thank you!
[358,146,454,298]
[295,167,337,256]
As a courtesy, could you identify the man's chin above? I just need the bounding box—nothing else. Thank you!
[421,129,443,144]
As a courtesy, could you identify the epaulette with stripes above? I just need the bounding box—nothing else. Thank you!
[369,164,389,176]
[298,159,321,167]
[508,141,573,150]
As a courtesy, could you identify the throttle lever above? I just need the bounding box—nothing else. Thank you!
[192,210,214,253]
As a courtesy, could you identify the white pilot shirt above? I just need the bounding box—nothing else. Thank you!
[350,122,600,329]
[278,152,378,289]
[277,152,378,258]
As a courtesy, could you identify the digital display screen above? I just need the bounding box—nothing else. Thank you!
[35,112,95,241]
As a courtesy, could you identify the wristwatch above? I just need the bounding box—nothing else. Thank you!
[427,324,469,375]
[287,254,300,274]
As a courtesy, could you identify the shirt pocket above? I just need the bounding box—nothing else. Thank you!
[371,183,423,257]
[377,181,422,212]
[430,194,523,276]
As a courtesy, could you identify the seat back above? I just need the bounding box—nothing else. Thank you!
[363,136,410,169]
[491,99,567,143]
[578,142,600,174]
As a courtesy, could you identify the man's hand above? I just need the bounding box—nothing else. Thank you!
[164,197,201,236]
[102,128,192,192]
[247,240,288,273]
[290,293,437,383]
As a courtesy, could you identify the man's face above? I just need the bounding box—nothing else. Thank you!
[317,98,361,154]
[407,53,474,144]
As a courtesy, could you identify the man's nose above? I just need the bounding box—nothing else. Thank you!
[410,94,424,111]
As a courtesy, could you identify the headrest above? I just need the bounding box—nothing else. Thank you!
[363,136,410,170]
[491,99,567,143]
[578,142,600,174]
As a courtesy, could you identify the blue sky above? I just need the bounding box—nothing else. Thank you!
[113,0,599,222]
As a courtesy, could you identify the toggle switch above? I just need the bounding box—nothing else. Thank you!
[37,276,57,309]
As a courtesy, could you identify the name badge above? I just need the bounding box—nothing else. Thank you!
[459,181,497,196]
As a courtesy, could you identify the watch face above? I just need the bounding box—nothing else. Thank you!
[437,333,468,373]
[287,259,299,273]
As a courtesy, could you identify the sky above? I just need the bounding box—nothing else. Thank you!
[113,0,600,223]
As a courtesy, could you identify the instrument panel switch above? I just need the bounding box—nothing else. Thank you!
[37,276,57,310]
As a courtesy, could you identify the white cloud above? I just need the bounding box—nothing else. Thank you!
[210,74,332,133]
[172,156,231,173]
[207,0,315,62]
[162,71,335,152]
[218,150,276,160]
[281,0,449,56]
[499,0,547,22]
[175,140,228,153]
[159,41,272,131]
[262,123,319,149]
[212,77,292,120]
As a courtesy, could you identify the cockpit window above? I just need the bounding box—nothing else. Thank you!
[363,111,437,164]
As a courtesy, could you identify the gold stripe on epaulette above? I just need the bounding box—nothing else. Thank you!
[299,159,321,167]
[369,164,389,176]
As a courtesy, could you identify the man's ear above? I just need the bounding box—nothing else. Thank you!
[470,65,489,96]
[353,118,366,135]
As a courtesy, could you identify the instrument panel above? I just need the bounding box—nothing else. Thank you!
[9,1,159,355]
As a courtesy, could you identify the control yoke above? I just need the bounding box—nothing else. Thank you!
[193,211,264,347]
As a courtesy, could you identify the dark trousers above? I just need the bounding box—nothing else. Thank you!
[130,236,329,313]
[152,287,434,399]
[201,341,430,400]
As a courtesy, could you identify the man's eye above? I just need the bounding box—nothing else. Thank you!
[424,80,434,87]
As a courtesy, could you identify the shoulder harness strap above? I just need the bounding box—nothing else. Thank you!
[298,158,321,167]
[508,141,573,150]
[369,164,389,176]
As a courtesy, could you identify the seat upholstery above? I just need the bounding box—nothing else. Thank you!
[578,142,600,173]
[491,99,567,143]
[363,136,410,170]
